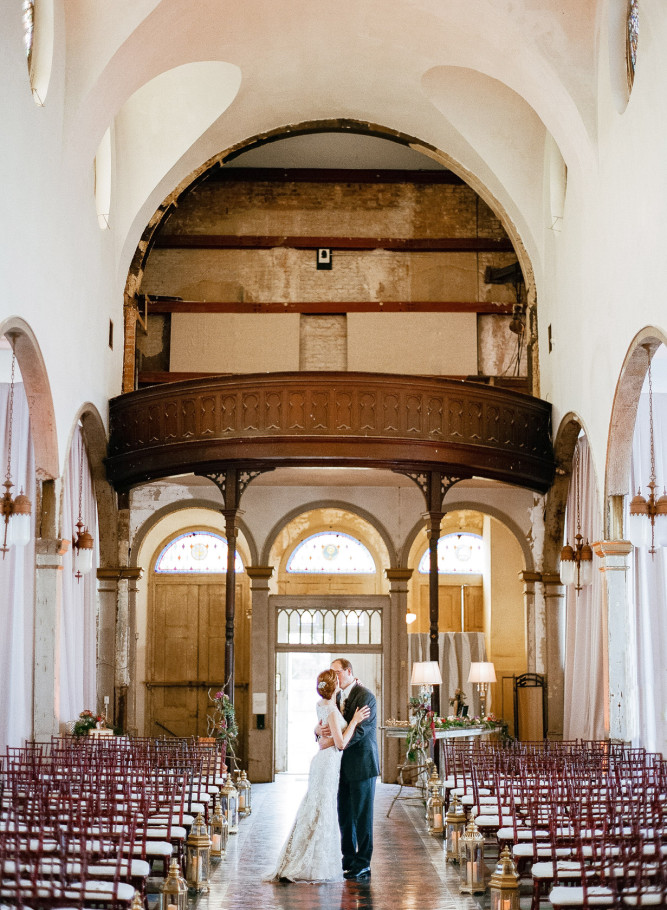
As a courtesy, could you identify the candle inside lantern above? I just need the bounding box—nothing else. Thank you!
[434,811,443,828]
[167,904,177,910]
[212,834,221,852]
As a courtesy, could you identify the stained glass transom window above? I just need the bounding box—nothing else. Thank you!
[155,531,243,574]
[22,0,34,68]
[276,608,382,645]
[286,532,376,574]
[627,0,639,89]
[418,533,484,574]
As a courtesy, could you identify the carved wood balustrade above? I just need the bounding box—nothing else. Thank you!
[106,372,555,492]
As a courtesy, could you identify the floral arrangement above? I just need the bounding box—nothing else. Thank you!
[207,688,238,753]
[434,713,510,738]
[72,709,106,736]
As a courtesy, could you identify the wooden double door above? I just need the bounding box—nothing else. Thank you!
[148,575,247,752]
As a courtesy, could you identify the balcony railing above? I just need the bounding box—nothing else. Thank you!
[106,372,555,492]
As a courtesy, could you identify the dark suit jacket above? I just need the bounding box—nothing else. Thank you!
[338,682,380,782]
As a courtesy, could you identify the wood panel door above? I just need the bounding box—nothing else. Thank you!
[419,584,484,632]
[149,577,227,738]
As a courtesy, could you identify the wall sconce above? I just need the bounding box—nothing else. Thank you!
[72,437,94,581]
[560,443,593,591]
[467,661,496,718]
[628,344,667,556]
[1,347,31,558]
[410,660,442,709]
[405,607,417,625]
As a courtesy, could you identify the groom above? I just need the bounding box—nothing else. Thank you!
[328,658,379,881]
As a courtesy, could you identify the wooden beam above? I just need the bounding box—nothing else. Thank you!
[152,234,514,252]
[145,299,515,315]
[138,370,473,386]
[205,167,465,185]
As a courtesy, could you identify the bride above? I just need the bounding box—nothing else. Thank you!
[265,668,370,883]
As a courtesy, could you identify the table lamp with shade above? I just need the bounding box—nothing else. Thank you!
[467,661,496,718]
[410,660,442,709]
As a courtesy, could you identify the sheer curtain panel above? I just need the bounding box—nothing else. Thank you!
[562,435,606,740]
[59,425,98,724]
[0,382,35,749]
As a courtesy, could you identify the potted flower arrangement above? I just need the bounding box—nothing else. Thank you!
[206,688,238,765]
[72,709,106,736]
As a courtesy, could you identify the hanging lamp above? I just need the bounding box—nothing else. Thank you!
[628,344,667,556]
[559,444,593,592]
[72,435,94,581]
[1,347,31,558]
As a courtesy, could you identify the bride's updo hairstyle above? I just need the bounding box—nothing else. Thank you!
[316,669,337,699]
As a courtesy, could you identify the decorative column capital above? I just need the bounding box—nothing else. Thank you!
[593,540,633,563]
[520,570,542,584]
[35,537,70,561]
[96,566,143,580]
[246,566,274,587]
[541,572,563,588]
[384,568,414,582]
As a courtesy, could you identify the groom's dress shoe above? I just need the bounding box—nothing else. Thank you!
[344,866,371,880]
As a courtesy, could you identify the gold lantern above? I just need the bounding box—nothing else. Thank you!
[209,795,228,860]
[489,846,520,910]
[185,811,211,892]
[425,765,443,817]
[445,792,466,863]
[161,858,188,910]
[460,817,486,894]
[426,788,444,836]
[219,775,239,834]
[131,893,144,910]
[237,770,252,816]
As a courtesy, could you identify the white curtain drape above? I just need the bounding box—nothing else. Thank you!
[0,382,35,749]
[627,390,667,755]
[562,434,606,740]
[408,631,487,715]
[59,426,98,723]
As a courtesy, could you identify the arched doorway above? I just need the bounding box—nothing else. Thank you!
[267,508,390,775]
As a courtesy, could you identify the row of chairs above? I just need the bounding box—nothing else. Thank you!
[1,736,229,908]
[438,739,666,909]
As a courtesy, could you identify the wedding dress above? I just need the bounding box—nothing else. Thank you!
[265,701,346,883]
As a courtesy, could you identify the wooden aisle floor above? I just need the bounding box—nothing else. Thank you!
[187,774,528,910]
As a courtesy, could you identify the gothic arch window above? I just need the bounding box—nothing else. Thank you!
[418,532,484,574]
[286,531,376,574]
[627,0,639,92]
[154,531,243,574]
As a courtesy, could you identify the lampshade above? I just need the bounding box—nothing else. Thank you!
[405,609,417,625]
[410,661,442,686]
[467,661,496,684]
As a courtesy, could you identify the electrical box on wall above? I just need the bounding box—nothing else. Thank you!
[316,248,332,270]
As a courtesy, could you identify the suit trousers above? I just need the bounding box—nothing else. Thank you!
[338,775,376,871]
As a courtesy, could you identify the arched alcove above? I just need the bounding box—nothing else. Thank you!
[0,318,58,484]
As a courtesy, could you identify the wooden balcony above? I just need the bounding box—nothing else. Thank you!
[106,372,555,492]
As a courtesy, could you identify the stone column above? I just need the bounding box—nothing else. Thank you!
[384,568,413,783]
[542,573,565,739]
[33,537,69,741]
[520,571,544,674]
[594,540,633,742]
[246,567,274,782]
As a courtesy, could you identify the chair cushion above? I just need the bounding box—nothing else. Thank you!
[549,885,615,907]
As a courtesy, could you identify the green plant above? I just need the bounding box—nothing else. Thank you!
[207,688,238,755]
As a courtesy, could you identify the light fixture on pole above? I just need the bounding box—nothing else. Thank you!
[410,660,442,709]
[72,438,94,582]
[628,344,667,556]
[467,661,496,718]
[559,443,593,591]
[1,348,31,558]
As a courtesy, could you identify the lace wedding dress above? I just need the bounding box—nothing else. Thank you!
[265,701,345,883]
